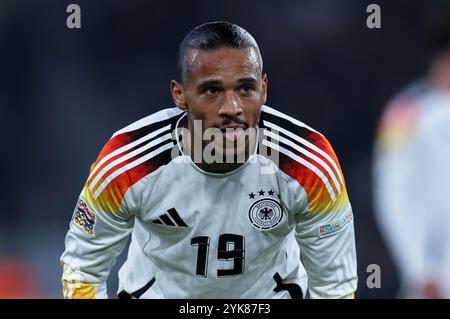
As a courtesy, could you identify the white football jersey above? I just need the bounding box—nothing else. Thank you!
[373,82,450,297]
[61,105,357,299]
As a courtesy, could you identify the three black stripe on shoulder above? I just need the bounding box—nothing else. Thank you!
[259,109,316,142]
[124,112,182,142]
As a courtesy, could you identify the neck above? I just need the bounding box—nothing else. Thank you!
[180,119,256,174]
[183,136,253,174]
[196,161,246,174]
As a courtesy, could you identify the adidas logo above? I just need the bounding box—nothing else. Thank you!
[152,208,188,227]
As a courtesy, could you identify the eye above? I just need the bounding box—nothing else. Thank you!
[240,85,254,94]
[205,87,220,96]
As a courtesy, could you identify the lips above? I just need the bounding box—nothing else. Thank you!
[221,126,245,142]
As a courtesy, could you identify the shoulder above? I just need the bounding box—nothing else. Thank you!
[83,107,184,214]
[259,105,348,214]
[111,107,185,139]
[375,81,427,152]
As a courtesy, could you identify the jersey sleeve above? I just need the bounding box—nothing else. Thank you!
[60,131,143,299]
[372,98,426,287]
[280,130,357,298]
[60,108,183,298]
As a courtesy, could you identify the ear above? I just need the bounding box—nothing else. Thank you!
[261,73,268,105]
[170,80,188,110]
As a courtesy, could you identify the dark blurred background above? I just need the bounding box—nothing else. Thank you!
[0,0,443,298]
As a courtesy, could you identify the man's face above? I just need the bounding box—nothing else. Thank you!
[171,47,267,165]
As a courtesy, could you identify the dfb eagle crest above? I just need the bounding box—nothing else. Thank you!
[248,198,283,230]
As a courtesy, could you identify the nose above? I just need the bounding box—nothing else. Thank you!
[218,91,243,117]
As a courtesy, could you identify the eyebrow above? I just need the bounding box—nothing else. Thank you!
[196,77,258,92]
[197,80,222,92]
[237,77,258,84]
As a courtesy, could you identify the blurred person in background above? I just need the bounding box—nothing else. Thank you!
[373,5,450,298]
